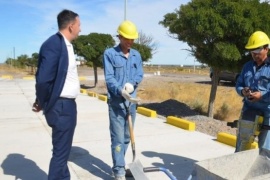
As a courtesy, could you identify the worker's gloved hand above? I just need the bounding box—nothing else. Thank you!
[124,82,134,93]
[121,89,141,104]
[129,97,141,104]
[122,89,132,100]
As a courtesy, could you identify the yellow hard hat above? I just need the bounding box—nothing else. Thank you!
[245,31,270,49]
[117,20,138,39]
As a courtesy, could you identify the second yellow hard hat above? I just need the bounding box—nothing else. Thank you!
[245,31,270,49]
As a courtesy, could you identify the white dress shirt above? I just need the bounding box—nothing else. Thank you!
[60,34,80,98]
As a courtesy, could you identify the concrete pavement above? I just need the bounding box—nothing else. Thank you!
[0,78,235,180]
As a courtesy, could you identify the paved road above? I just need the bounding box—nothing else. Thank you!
[0,78,235,180]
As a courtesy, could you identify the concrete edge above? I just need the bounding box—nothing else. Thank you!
[166,116,195,131]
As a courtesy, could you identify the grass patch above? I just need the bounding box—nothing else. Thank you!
[191,99,205,114]
[138,79,242,122]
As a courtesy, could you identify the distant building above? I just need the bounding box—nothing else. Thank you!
[143,61,151,66]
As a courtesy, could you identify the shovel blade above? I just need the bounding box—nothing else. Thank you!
[128,159,149,180]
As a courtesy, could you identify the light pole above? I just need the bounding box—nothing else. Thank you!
[124,0,127,20]
[13,47,15,67]
[193,58,195,72]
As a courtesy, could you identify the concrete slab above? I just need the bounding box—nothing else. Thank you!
[0,78,235,180]
[191,148,270,180]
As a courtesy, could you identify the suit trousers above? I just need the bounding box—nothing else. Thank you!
[45,98,77,180]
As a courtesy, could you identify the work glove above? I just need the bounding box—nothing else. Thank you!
[124,82,134,93]
[121,89,141,104]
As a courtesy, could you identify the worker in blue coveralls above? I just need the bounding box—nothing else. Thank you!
[103,20,144,180]
[235,31,270,152]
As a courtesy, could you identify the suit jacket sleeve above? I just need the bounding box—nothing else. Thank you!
[35,34,62,110]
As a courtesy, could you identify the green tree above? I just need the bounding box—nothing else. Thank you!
[26,53,39,74]
[5,58,13,66]
[73,33,115,86]
[132,43,152,61]
[135,30,158,58]
[16,54,29,68]
[31,53,39,66]
[159,0,270,118]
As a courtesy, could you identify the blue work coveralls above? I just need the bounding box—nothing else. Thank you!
[236,58,270,151]
[103,45,144,177]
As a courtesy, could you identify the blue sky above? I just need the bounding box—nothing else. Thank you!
[0,0,199,65]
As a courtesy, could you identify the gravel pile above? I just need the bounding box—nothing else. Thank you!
[141,99,237,137]
[183,115,237,137]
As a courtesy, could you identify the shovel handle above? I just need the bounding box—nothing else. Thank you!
[128,114,135,144]
[128,114,136,161]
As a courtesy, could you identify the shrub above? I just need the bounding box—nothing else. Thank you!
[214,103,230,120]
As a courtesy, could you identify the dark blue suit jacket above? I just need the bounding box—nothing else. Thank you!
[35,32,68,113]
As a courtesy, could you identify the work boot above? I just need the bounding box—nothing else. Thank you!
[125,169,133,177]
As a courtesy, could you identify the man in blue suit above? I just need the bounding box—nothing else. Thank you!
[32,9,81,180]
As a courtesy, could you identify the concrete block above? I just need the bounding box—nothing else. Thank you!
[191,149,270,180]
[22,76,35,80]
[87,91,96,97]
[137,107,156,118]
[80,89,87,94]
[217,132,236,147]
[79,76,87,81]
[217,132,258,149]
[166,116,195,131]
[98,95,107,102]
[251,142,258,149]
[1,75,13,79]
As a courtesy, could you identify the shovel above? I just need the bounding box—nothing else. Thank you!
[124,100,149,180]
[125,104,177,180]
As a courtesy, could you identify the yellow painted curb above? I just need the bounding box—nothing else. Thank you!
[79,76,87,81]
[1,75,13,79]
[22,76,35,80]
[80,89,87,94]
[137,107,157,118]
[98,95,107,102]
[217,132,236,147]
[166,116,195,131]
[216,132,258,149]
[250,142,258,149]
[87,91,96,97]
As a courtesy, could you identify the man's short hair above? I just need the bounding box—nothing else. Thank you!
[57,9,79,30]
